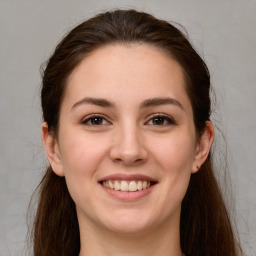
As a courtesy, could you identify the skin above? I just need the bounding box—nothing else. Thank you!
[42,44,214,256]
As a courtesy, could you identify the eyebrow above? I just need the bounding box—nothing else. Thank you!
[71,97,115,110]
[140,97,184,110]
[71,97,184,111]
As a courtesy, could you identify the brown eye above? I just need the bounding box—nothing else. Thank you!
[82,115,109,126]
[152,117,165,125]
[90,117,103,125]
[147,115,176,126]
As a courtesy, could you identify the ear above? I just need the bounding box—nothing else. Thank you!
[192,121,214,173]
[42,122,64,177]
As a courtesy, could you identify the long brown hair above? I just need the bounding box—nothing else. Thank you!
[31,9,242,256]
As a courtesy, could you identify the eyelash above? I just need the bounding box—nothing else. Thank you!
[81,113,177,126]
[81,114,110,126]
[146,114,177,126]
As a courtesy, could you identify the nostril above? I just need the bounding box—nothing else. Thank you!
[109,138,148,165]
[113,157,146,166]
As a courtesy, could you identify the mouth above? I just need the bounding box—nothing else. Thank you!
[99,174,157,193]
[100,180,157,192]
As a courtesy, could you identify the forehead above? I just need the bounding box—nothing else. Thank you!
[69,43,184,82]
[64,44,192,111]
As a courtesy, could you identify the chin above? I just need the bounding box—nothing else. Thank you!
[98,209,157,235]
[105,220,152,235]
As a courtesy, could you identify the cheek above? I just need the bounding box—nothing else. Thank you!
[59,132,109,181]
[150,130,196,172]
[58,133,110,210]
[149,130,196,196]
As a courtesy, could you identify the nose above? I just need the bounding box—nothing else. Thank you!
[109,124,148,166]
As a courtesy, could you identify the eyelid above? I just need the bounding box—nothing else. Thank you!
[80,113,176,126]
[81,113,111,125]
[145,113,177,125]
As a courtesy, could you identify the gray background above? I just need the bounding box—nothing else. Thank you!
[0,0,255,255]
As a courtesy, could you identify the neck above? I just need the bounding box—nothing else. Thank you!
[78,214,183,256]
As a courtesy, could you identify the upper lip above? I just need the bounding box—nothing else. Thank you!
[98,174,157,182]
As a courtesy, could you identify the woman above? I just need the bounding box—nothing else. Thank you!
[32,9,242,256]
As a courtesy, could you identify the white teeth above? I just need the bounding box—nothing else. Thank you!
[103,180,109,188]
[137,181,143,191]
[120,181,129,191]
[102,180,151,192]
[114,180,120,190]
[109,180,114,189]
[142,181,148,189]
[128,181,137,192]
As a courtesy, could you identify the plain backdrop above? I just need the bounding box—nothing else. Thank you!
[0,0,255,255]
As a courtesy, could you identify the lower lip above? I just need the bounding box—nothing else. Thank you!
[100,184,155,201]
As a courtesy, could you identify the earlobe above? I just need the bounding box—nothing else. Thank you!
[192,121,214,173]
[42,122,65,177]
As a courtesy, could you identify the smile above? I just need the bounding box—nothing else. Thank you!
[102,180,151,192]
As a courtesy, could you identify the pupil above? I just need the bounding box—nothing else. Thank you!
[92,117,102,125]
[153,117,164,125]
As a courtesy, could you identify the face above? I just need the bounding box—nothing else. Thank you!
[43,44,213,236]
